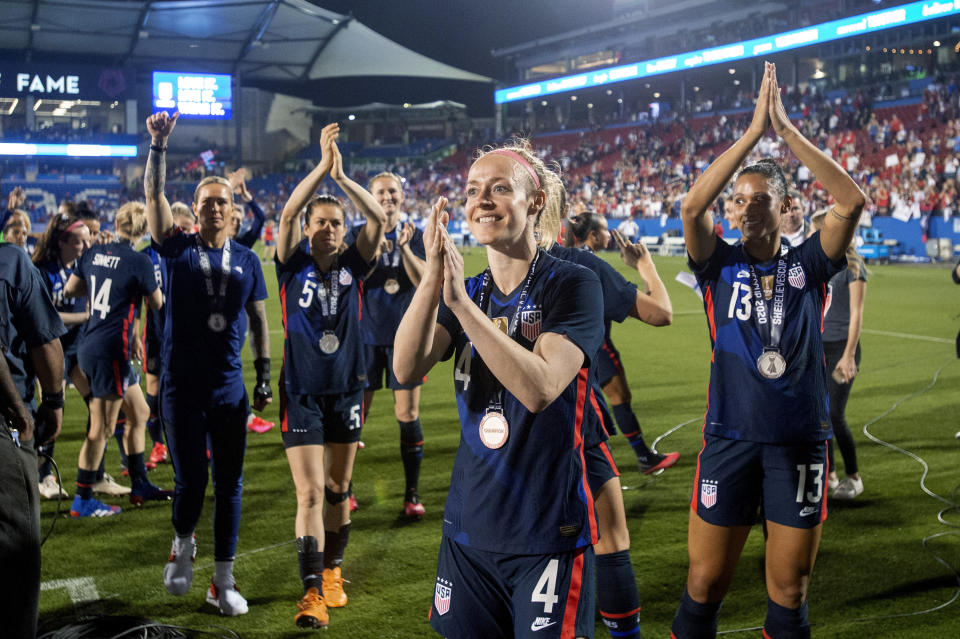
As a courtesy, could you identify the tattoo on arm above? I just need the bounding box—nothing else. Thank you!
[145,147,166,200]
[245,300,270,359]
[830,207,856,221]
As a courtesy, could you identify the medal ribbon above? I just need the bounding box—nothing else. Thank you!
[313,258,340,331]
[746,244,787,354]
[476,249,542,411]
[195,235,230,312]
[382,224,402,280]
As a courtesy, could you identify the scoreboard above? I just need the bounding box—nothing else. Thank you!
[152,71,232,119]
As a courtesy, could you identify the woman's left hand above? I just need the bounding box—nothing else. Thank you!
[767,63,796,137]
[330,141,344,181]
[439,225,468,309]
[833,354,858,384]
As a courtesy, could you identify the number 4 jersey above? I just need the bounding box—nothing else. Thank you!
[689,232,845,444]
[74,240,158,362]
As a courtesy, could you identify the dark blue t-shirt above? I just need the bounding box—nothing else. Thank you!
[347,222,426,346]
[141,244,166,349]
[689,232,844,444]
[74,241,157,362]
[154,231,267,406]
[36,257,87,356]
[0,243,66,404]
[277,242,372,395]
[435,251,604,554]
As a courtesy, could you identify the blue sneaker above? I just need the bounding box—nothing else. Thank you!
[130,481,173,506]
[70,495,121,518]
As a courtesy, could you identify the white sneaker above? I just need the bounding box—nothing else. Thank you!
[38,474,69,499]
[163,535,196,596]
[92,473,131,496]
[833,476,864,500]
[207,580,248,616]
[827,473,839,493]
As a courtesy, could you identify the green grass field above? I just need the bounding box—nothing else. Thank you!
[37,251,960,638]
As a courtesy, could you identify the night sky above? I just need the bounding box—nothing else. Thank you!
[302,0,616,115]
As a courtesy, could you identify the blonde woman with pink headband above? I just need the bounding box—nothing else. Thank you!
[394,142,604,639]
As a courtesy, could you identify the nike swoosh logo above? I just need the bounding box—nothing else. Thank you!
[799,506,818,517]
[531,621,557,632]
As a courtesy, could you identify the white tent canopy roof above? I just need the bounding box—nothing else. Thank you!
[0,0,491,83]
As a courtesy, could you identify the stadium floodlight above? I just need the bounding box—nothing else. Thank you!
[0,143,137,157]
[494,0,960,104]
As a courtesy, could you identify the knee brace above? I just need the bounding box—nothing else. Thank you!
[325,486,349,505]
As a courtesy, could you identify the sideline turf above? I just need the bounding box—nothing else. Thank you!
[37,251,960,638]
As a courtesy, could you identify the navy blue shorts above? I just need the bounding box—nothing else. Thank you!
[280,389,363,448]
[364,344,422,391]
[79,353,138,399]
[584,442,620,495]
[692,434,829,529]
[429,536,595,639]
[596,339,625,386]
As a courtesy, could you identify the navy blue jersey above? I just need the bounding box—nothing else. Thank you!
[140,244,166,350]
[690,232,844,444]
[154,231,267,406]
[822,256,867,342]
[435,251,604,554]
[36,257,87,356]
[277,242,372,395]
[347,222,426,345]
[74,241,156,362]
[0,243,66,404]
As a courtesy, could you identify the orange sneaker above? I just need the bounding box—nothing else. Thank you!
[149,442,168,465]
[322,567,348,608]
[295,587,329,629]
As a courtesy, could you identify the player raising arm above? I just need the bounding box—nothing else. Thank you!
[671,62,865,639]
[395,143,603,639]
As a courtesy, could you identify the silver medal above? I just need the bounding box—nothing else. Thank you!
[478,411,509,449]
[319,331,340,354]
[207,312,227,333]
[757,350,786,379]
[383,278,400,295]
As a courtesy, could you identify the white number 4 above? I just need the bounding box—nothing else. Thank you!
[90,275,112,320]
[531,559,559,614]
[454,343,473,390]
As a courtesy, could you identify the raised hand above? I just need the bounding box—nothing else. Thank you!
[767,63,796,137]
[227,168,252,202]
[748,63,772,139]
[439,224,468,309]
[330,140,345,182]
[7,186,25,211]
[612,228,651,270]
[318,122,340,177]
[146,111,179,143]
[424,197,449,279]
[397,221,415,247]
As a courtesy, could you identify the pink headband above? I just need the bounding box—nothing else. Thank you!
[64,221,86,234]
[487,149,541,189]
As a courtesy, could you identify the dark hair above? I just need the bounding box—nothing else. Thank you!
[33,213,82,266]
[304,194,345,225]
[74,200,98,221]
[564,211,605,247]
[736,159,788,202]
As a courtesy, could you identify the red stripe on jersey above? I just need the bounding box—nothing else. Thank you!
[141,313,148,372]
[600,606,641,618]
[560,548,585,639]
[818,282,827,333]
[112,360,124,397]
[357,279,363,322]
[601,341,624,376]
[279,366,288,433]
[279,283,288,340]
[762,629,773,639]
[573,368,598,544]
[704,286,717,346]
[121,302,135,360]
[598,441,620,477]
[588,388,607,432]
[689,433,708,512]
[821,438,829,523]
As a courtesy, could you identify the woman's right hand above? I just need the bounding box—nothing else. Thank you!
[317,123,339,176]
[424,197,449,280]
[747,63,772,139]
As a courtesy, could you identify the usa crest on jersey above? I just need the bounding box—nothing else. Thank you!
[788,264,806,289]
[520,308,542,342]
[434,578,452,616]
[700,479,718,509]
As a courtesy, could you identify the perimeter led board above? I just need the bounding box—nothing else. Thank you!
[0,143,137,157]
[495,0,960,104]
[152,71,232,119]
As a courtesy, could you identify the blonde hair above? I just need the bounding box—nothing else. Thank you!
[368,172,404,191]
[115,201,147,239]
[809,209,863,279]
[193,176,233,203]
[171,201,195,223]
[473,139,563,250]
[5,210,31,233]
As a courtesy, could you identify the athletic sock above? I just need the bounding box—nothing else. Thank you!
[128,452,148,485]
[596,550,642,639]
[96,445,107,482]
[114,411,128,468]
[146,393,163,445]
[763,598,810,639]
[399,419,423,498]
[296,535,325,593]
[613,403,653,461]
[323,523,351,570]
[671,587,721,639]
[213,559,235,587]
[76,468,97,500]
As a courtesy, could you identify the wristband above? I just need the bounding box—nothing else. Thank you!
[41,390,65,410]
[254,357,271,384]
[150,144,167,153]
